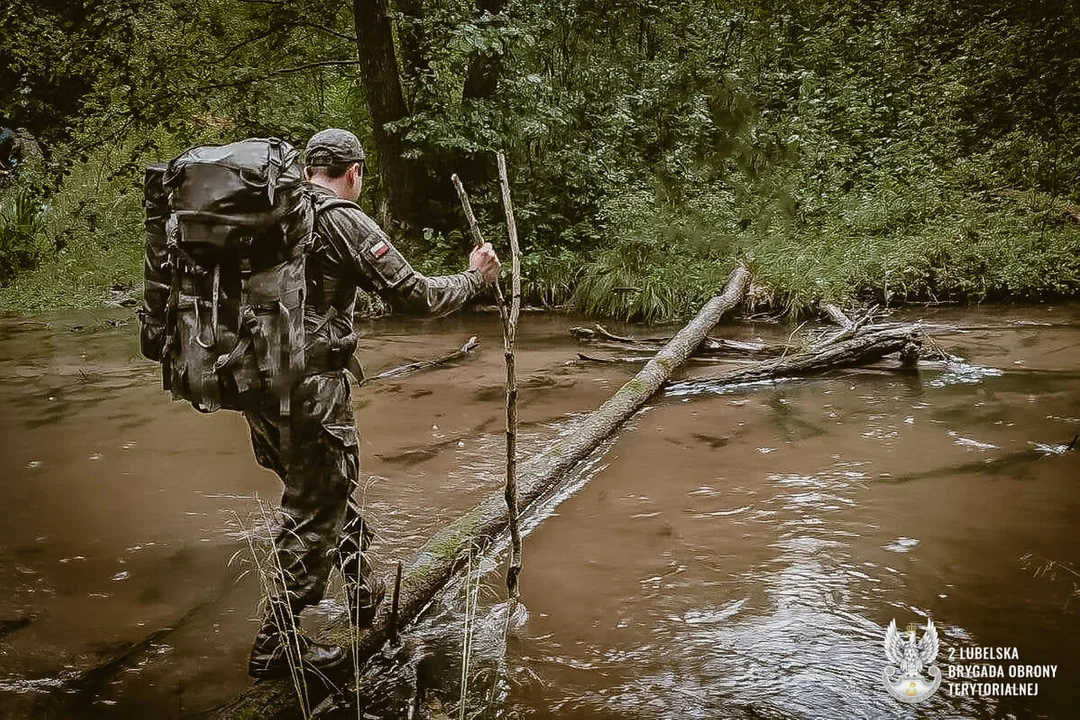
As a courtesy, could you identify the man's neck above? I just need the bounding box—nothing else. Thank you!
[308,177,341,197]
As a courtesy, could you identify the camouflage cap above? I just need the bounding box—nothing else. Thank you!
[304,128,365,167]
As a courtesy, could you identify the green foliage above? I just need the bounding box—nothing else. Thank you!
[0,187,47,286]
[521,248,579,308]
[413,227,472,277]
[0,137,162,311]
[573,187,739,321]
[743,190,1080,316]
[1,0,1078,317]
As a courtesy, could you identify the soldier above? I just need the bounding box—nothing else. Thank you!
[0,128,15,176]
[245,128,500,679]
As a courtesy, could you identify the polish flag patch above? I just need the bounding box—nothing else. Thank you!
[370,240,389,259]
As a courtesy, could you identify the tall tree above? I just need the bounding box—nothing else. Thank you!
[352,0,424,237]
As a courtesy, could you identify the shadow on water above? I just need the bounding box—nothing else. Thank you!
[879,434,1078,485]
[0,567,239,719]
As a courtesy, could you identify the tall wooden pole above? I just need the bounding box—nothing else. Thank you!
[496,151,523,598]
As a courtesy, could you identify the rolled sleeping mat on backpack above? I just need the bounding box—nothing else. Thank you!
[140,163,170,362]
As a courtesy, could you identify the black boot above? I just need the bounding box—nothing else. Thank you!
[248,620,348,679]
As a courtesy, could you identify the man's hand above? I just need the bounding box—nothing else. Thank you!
[469,242,501,285]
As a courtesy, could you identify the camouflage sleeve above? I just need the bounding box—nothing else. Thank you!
[325,205,485,316]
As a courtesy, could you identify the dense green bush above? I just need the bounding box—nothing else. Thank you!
[0,187,47,286]
[1,0,1076,318]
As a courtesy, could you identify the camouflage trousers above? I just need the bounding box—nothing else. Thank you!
[244,369,375,613]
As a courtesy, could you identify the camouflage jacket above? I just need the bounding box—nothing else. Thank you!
[304,185,485,372]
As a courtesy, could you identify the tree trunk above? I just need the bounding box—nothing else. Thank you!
[394,0,429,110]
[353,0,418,236]
[442,0,509,191]
[213,265,752,720]
[462,0,507,103]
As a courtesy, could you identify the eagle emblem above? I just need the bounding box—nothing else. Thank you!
[883,618,942,703]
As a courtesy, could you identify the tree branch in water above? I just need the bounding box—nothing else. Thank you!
[370,336,481,381]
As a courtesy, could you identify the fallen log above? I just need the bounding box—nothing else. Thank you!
[369,336,480,381]
[579,324,928,382]
[807,302,880,350]
[820,302,854,329]
[675,324,923,390]
[214,264,752,720]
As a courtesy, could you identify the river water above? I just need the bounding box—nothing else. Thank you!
[0,305,1077,719]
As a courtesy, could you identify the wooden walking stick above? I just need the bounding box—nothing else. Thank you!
[450,167,522,598]
[495,151,523,599]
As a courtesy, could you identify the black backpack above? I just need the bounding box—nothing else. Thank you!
[139,138,313,437]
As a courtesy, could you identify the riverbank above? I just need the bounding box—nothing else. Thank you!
[4,0,1077,323]
[2,197,1077,320]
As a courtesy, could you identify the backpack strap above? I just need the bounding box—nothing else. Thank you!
[278,298,300,458]
[306,193,360,308]
[345,353,365,386]
[307,193,366,386]
[162,217,181,393]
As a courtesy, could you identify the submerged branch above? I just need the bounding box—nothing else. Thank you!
[576,352,738,365]
[570,324,790,357]
[370,336,481,381]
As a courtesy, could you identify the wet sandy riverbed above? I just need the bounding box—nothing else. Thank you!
[0,305,1078,718]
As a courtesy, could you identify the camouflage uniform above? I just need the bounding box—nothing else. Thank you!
[244,184,485,615]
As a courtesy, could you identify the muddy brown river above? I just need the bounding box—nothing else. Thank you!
[0,305,1078,719]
